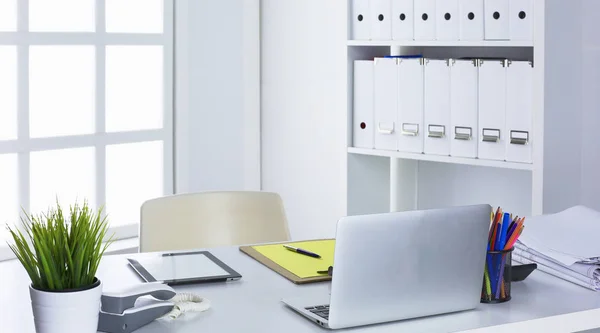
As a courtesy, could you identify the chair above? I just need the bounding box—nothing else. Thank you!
[139,191,291,252]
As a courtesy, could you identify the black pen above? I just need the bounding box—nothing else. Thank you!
[283,245,321,258]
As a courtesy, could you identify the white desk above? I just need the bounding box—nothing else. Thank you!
[2,246,600,333]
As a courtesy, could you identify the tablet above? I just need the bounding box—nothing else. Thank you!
[127,251,242,285]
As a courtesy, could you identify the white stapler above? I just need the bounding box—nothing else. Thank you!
[98,282,176,333]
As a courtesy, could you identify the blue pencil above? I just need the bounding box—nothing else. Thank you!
[498,213,511,250]
[491,223,502,295]
[496,255,508,299]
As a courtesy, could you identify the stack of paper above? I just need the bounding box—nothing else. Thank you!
[513,206,600,291]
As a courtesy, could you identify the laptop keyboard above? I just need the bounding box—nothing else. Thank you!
[305,305,330,320]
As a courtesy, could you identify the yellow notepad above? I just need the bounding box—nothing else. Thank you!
[252,240,335,278]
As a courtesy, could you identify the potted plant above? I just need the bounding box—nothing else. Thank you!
[6,201,113,333]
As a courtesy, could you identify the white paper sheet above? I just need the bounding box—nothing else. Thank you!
[514,245,600,290]
[513,254,599,291]
[518,206,600,266]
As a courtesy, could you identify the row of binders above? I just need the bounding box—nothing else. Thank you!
[351,0,533,41]
[353,57,532,163]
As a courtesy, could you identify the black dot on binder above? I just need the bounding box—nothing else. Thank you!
[519,11,527,19]
[400,13,406,21]
[468,12,475,20]
[378,14,384,21]
[445,13,451,20]
[493,11,501,20]
[360,122,366,130]
[358,14,363,22]
[422,13,428,21]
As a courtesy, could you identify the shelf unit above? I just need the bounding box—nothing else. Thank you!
[348,147,534,171]
[344,1,596,219]
[346,40,534,48]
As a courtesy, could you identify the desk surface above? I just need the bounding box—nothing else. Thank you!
[2,246,600,333]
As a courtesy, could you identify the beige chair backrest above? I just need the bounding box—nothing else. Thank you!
[139,191,291,252]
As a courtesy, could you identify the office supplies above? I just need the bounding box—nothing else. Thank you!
[515,247,600,291]
[424,59,451,156]
[370,0,392,40]
[484,0,510,40]
[505,220,519,244]
[282,205,491,329]
[374,57,399,151]
[506,60,533,163]
[284,244,321,258]
[514,206,600,291]
[317,266,334,276]
[491,222,500,251]
[478,59,507,161]
[450,59,479,158]
[98,282,211,333]
[482,207,525,303]
[391,0,414,41]
[397,57,424,153]
[495,219,503,250]
[459,0,484,41]
[519,206,600,266]
[511,263,537,282]
[353,60,375,149]
[127,251,242,285]
[436,0,459,41]
[384,54,423,59]
[240,239,335,284]
[507,215,518,236]
[99,283,176,333]
[414,0,436,41]
[351,0,371,40]
[499,213,511,250]
[509,0,534,41]
[488,207,501,244]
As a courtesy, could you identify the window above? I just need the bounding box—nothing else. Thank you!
[0,0,173,258]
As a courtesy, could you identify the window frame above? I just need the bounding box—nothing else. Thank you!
[0,0,174,260]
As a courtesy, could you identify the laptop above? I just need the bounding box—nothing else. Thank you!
[282,204,491,329]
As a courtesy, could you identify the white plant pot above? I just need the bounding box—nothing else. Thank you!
[29,279,102,333]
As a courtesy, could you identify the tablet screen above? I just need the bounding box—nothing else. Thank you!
[134,252,231,281]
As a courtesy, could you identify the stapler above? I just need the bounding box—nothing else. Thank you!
[98,282,176,333]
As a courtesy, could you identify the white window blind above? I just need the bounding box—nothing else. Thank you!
[0,0,174,260]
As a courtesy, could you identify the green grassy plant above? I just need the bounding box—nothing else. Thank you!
[6,201,114,291]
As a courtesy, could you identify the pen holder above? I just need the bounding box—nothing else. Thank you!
[481,248,513,303]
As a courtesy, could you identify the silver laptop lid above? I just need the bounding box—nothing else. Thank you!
[328,204,491,329]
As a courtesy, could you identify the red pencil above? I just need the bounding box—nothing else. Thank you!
[488,207,502,244]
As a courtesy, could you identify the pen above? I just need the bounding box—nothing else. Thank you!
[284,245,321,259]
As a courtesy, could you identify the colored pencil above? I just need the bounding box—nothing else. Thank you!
[507,216,518,236]
[487,251,496,296]
[484,266,492,300]
[505,226,525,250]
[490,222,500,252]
[499,213,511,250]
[496,255,508,299]
[488,207,501,243]
[505,222,519,247]
[495,221,503,251]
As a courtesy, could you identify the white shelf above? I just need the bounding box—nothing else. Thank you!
[348,147,534,171]
[346,40,534,48]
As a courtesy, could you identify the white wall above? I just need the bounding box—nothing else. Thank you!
[175,0,260,193]
[543,0,600,214]
[580,0,600,211]
[260,0,347,240]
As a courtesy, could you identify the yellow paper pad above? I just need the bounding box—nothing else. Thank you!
[252,240,335,278]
